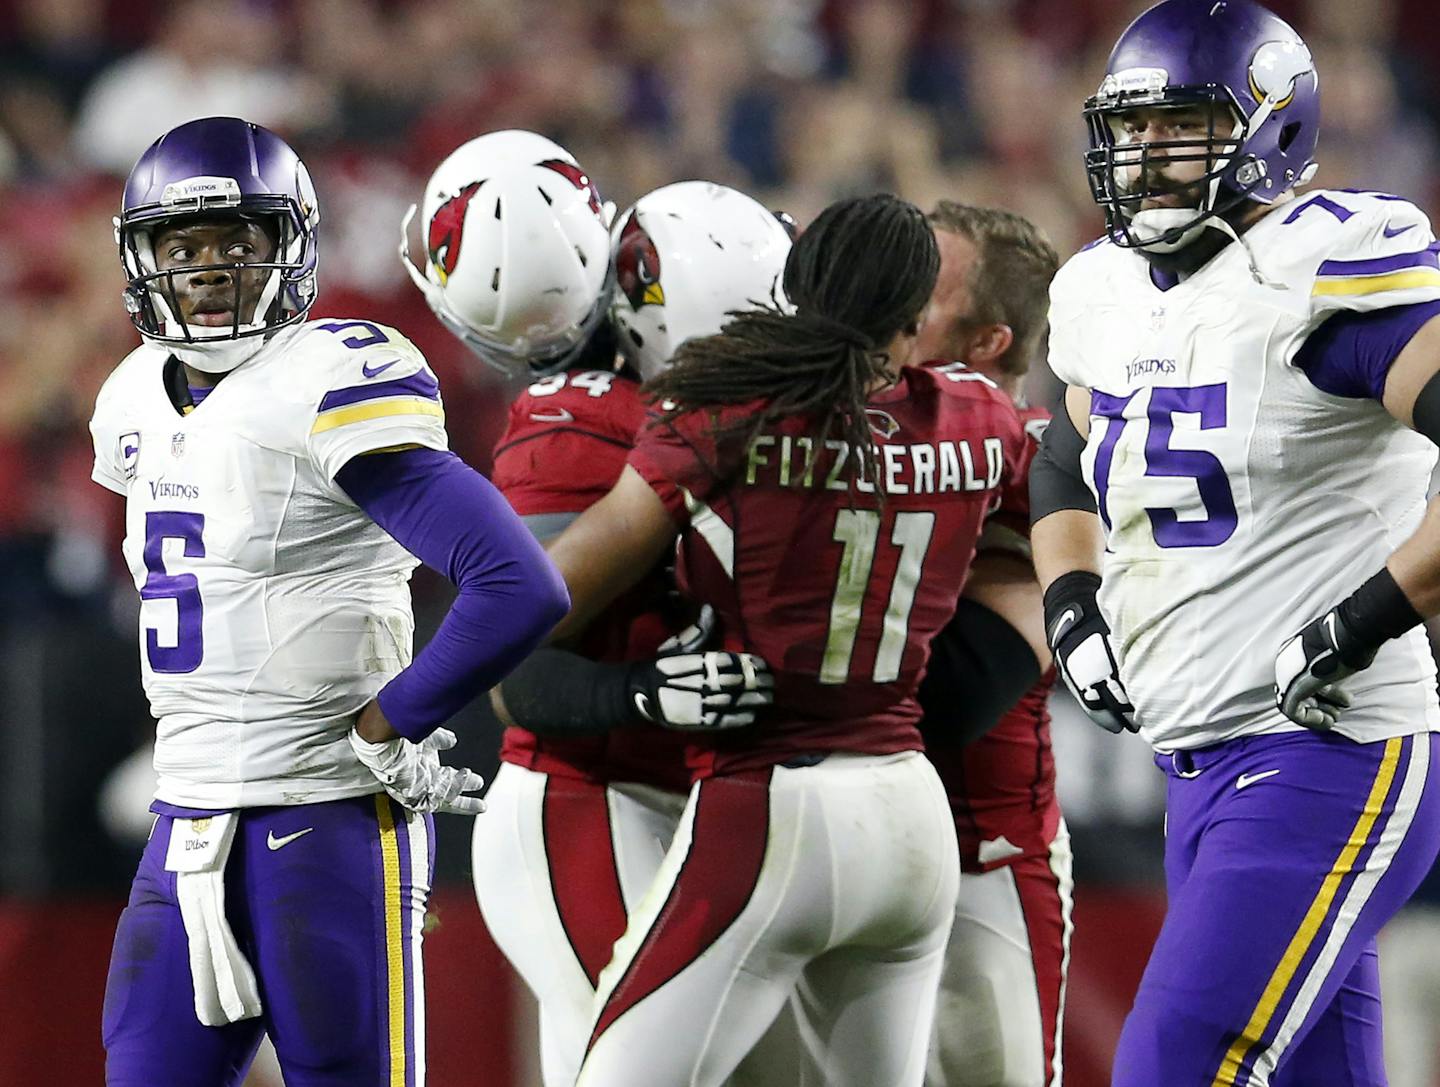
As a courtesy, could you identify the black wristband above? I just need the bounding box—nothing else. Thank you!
[1337,567,1423,650]
[1042,570,1103,620]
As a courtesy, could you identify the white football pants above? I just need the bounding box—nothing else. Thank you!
[471,762,687,1087]
[577,751,961,1087]
[927,822,1074,1087]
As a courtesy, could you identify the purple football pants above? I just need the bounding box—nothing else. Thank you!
[102,794,434,1087]
[1112,730,1440,1087]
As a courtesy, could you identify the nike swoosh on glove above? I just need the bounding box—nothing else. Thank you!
[1275,609,1375,730]
[628,651,775,731]
[348,727,487,814]
[1044,571,1137,735]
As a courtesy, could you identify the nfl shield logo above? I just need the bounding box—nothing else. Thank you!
[171,432,186,458]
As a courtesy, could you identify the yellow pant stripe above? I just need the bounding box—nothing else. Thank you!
[376,794,406,1087]
[1210,736,1403,1086]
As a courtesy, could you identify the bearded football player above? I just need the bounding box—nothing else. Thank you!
[1031,3,1440,1083]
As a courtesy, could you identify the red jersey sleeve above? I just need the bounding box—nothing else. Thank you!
[627,405,741,526]
[491,369,644,516]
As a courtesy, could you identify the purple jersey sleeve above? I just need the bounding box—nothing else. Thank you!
[1294,301,1440,401]
[336,448,570,741]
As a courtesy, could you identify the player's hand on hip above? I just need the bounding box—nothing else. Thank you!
[628,650,774,731]
[1275,607,1375,730]
[1044,571,1137,735]
[349,717,487,815]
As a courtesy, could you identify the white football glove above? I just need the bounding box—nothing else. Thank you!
[348,727,487,815]
[629,651,774,731]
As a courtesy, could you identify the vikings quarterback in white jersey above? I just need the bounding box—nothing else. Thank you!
[92,117,567,1087]
[1031,3,1440,1085]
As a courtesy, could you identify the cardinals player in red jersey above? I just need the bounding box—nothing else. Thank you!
[529,194,1032,1087]
[404,134,793,1087]
[913,202,1068,1087]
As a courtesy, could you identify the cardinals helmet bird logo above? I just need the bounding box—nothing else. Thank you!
[427,181,483,286]
[615,210,665,309]
[538,159,603,216]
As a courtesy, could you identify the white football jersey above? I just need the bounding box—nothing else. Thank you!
[1049,189,1440,751]
[89,318,449,807]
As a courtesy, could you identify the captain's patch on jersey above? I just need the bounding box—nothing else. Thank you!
[120,431,141,480]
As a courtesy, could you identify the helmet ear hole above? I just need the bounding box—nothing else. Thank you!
[1278,121,1302,153]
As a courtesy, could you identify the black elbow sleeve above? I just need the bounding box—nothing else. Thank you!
[1412,367,1440,445]
[919,599,1042,748]
[499,648,635,736]
[1029,403,1097,523]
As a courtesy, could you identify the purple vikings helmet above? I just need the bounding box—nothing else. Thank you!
[117,117,320,372]
[1084,0,1319,252]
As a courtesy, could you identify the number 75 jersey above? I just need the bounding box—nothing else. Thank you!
[88,319,449,808]
[1048,189,1440,751]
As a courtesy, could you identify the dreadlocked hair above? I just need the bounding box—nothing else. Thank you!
[644,193,939,493]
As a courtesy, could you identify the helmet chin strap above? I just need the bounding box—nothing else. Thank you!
[154,265,288,374]
[1129,208,1209,253]
[168,336,268,374]
[1206,212,1287,290]
[1133,204,1285,290]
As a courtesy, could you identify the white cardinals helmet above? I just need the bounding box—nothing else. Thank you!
[401,130,614,376]
[611,181,793,381]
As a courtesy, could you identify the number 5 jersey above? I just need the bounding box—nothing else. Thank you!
[1048,188,1440,751]
[89,319,450,808]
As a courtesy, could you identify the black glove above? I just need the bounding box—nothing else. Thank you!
[655,604,717,655]
[1275,568,1420,730]
[1273,610,1372,730]
[626,651,774,731]
[1044,571,1137,734]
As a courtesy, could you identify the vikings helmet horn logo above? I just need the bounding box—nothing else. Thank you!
[427,181,483,287]
[615,210,665,309]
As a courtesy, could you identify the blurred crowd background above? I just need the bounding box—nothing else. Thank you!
[2,0,1440,1082]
